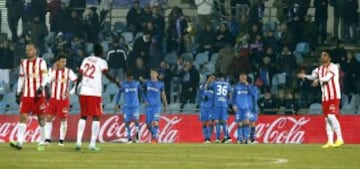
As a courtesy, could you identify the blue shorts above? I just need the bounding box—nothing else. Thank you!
[199,107,213,122]
[249,111,258,122]
[145,105,161,124]
[213,106,228,121]
[235,109,252,122]
[123,107,139,122]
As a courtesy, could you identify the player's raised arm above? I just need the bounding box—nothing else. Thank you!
[298,68,319,81]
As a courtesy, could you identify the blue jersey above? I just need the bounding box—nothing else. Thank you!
[232,83,252,109]
[143,80,164,106]
[248,84,260,113]
[199,83,214,108]
[209,80,232,108]
[115,80,143,107]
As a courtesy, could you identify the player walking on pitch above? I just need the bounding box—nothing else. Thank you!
[143,69,168,143]
[75,44,119,151]
[298,50,344,148]
[10,43,48,151]
[41,53,77,146]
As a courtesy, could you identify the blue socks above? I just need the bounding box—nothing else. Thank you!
[215,123,221,140]
[237,125,243,142]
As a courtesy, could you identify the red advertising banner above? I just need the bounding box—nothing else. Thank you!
[0,114,359,144]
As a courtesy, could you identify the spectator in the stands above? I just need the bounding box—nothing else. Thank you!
[263,31,279,53]
[84,7,100,43]
[26,16,48,54]
[52,32,70,58]
[68,0,86,17]
[216,46,235,76]
[52,2,69,34]
[231,0,250,19]
[301,15,317,47]
[196,24,215,55]
[0,40,15,91]
[68,47,86,72]
[151,5,166,36]
[99,0,113,25]
[278,23,294,50]
[213,23,234,52]
[342,52,360,95]
[65,10,85,39]
[132,57,150,82]
[47,0,62,32]
[282,91,300,115]
[166,6,187,54]
[258,87,279,115]
[195,0,214,30]
[29,0,47,22]
[257,56,276,90]
[314,0,328,45]
[248,0,264,25]
[343,0,359,43]
[297,68,314,108]
[6,0,24,41]
[126,0,143,34]
[131,31,151,67]
[236,15,250,39]
[330,0,345,39]
[273,0,293,23]
[331,40,347,66]
[106,36,129,81]
[249,34,264,65]
[140,5,153,32]
[159,60,173,103]
[277,45,297,87]
[180,61,200,109]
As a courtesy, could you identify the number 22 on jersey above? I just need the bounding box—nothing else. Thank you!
[83,63,96,79]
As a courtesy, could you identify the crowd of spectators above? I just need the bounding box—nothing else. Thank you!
[0,0,360,114]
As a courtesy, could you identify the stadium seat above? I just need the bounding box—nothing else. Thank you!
[355,53,360,62]
[202,62,215,75]
[101,41,110,53]
[271,73,286,87]
[85,43,94,54]
[194,53,209,66]
[295,42,310,55]
[164,52,178,65]
[210,53,219,63]
[183,103,198,113]
[121,31,134,43]
[167,103,181,114]
[182,53,194,62]
[308,103,322,114]
[113,21,126,33]
[263,20,278,32]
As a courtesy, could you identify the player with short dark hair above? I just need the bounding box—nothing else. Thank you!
[115,71,144,143]
[143,68,168,143]
[74,44,119,151]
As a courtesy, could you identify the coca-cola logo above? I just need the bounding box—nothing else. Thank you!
[0,116,41,143]
[98,115,182,143]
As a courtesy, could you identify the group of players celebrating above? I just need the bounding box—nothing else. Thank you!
[199,72,259,144]
[9,43,168,151]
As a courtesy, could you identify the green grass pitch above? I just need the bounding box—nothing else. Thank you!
[1,143,359,169]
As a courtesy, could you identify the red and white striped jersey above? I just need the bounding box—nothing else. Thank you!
[310,63,341,101]
[18,58,48,98]
[45,67,77,100]
[79,56,108,97]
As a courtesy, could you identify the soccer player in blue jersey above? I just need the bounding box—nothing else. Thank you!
[232,72,256,144]
[199,74,216,143]
[143,69,168,143]
[208,73,232,143]
[115,71,144,143]
[248,77,260,143]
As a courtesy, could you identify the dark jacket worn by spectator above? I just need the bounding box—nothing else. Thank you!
[180,62,200,107]
[258,90,278,115]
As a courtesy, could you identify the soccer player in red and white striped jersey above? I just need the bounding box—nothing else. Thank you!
[10,43,48,151]
[298,50,344,148]
[41,54,77,146]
